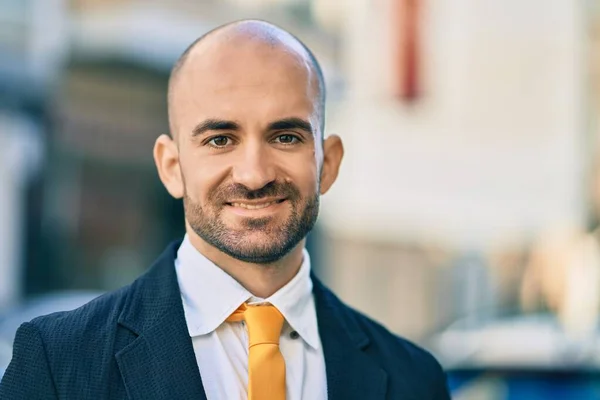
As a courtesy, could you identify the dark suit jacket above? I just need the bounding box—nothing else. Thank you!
[0,240,450,399]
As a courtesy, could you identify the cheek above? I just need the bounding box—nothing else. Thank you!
[180,153,229,202]
[281,156,319,195]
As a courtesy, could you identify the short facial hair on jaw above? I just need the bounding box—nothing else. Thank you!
[183,180,319,264]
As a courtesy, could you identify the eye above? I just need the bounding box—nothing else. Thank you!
[274,134,299,145]
[207,136,231,147]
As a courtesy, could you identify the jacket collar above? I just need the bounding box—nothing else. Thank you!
[116,240,207,400]
[115,239,390,400]
[311,275,389,400]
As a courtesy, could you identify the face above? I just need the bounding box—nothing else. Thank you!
[158,38,341,264]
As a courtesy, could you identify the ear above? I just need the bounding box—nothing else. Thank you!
[154,134,184,199]
[319,134,344,195]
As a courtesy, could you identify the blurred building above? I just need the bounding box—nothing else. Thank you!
[319,0,590,338]
[0,0,67,311]
[0,0,339,308]
[0,0,598,343]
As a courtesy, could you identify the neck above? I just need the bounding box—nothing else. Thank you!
[185,228,305,298]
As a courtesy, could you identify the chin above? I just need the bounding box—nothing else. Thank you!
[225,215,287,232]
[236,231,283,247]
[224,243,293,264]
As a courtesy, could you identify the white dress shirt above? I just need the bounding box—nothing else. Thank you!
[175,235,328,400]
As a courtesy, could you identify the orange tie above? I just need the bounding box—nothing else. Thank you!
[227,303,286,400]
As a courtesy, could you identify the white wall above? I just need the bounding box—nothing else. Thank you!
[322,0,587,249]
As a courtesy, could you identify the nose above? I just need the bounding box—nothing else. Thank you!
[231,140,276,191]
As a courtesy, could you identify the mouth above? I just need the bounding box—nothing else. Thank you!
[225,198,287,210]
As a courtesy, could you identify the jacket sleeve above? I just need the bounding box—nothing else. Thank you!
[0,322,58,399]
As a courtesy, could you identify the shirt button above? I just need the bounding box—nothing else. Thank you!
[290,331,300,340]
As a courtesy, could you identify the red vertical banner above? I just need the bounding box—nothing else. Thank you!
[396,0,421,102]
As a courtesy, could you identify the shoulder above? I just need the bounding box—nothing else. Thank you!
[318,281,443,372]
[319,284,449,398]
[3,284,137,397]
[25,239,182,347]
[357,311,449,398]
[24,284,131,350]
[362,311,443,369]
[352,305,444,373]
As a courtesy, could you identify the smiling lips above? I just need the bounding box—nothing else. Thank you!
[227,199,286,210]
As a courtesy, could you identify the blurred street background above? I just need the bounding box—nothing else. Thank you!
[2,0,600,398]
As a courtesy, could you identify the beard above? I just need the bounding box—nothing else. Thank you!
[183,180,319,264]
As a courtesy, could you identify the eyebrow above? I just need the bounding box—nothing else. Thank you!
[192,119,241,137]
[192,117,314,138]
[267,118,314,135]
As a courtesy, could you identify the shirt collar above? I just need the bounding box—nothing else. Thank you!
[175,235,320,350]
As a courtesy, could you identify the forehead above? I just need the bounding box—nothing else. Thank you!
[170,38,318,128]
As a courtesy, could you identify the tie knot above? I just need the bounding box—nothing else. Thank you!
[228,303,285,347]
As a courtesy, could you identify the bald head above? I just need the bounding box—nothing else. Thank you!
[167,20,326,138]
[154,20,344,266]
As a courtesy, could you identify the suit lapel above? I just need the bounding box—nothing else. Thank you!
[112,241,390,400]
[312,276,388,400]
[115,241,207,400]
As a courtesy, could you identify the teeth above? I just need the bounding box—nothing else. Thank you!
[231,201,277,210]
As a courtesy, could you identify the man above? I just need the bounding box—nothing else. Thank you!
[0,20,450,399]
